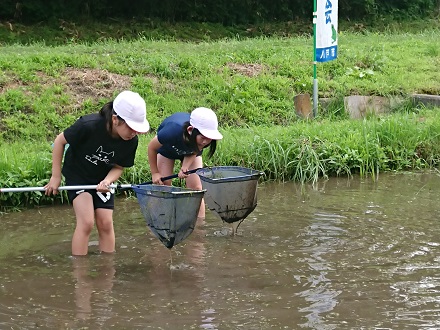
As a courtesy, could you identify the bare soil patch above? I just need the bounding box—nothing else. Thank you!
[63,68,131,108]
[226,63,266,77]
[1,68,132,114]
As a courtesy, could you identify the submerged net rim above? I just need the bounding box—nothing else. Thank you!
[197,166,263,183]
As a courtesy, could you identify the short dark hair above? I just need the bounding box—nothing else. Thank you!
[99,101,125,133]
[182,121,217,158]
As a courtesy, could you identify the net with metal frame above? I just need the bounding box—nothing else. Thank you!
[132,184,205,249]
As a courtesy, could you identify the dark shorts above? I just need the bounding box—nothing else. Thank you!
[66,188,115,210]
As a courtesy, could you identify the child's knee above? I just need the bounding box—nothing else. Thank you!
[96,218,114,234]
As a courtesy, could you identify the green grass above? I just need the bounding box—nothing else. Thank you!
[0,29,438,143]
[0,19,440,210]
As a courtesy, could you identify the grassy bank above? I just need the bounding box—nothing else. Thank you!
[0,28,439,142]
[0,20,439,210]
[2,106,440,211]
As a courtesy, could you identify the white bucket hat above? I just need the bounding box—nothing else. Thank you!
[190,107,223,140]
[113,91,150,133]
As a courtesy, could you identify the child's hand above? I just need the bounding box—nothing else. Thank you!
[44,176,62,195]
[152,173,163,185]
[97,180,111,192]
[178,168,189,179]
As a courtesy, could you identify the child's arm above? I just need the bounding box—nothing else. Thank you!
[98,166,124,192]
[45,133,68,195]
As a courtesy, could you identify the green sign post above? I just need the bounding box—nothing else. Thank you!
[313,0,338,116]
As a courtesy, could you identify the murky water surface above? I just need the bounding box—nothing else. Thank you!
[1,171,440,329]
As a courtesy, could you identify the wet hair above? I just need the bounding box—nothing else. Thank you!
[182,121,217,158]
[99,101,126,133]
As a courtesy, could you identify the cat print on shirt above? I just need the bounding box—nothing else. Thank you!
[85,146,115,165]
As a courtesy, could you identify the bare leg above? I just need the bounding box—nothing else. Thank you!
[157,154,205,218]
[72,193,95,256]
[186,156,205,218]
[157,154,175,185]
[95,208,115,253]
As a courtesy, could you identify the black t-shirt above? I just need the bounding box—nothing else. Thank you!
[62,113,138,184]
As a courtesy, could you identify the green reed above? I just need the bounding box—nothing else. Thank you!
[3,107,440,211]
[0,143,66,210]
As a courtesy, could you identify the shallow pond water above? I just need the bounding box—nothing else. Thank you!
[1,171,440,329]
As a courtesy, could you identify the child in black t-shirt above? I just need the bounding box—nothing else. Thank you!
[45,91,150,256]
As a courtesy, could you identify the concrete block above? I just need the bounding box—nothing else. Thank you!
[294,93,313,119]
[344,95,391,119]
[412,94,440,107]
